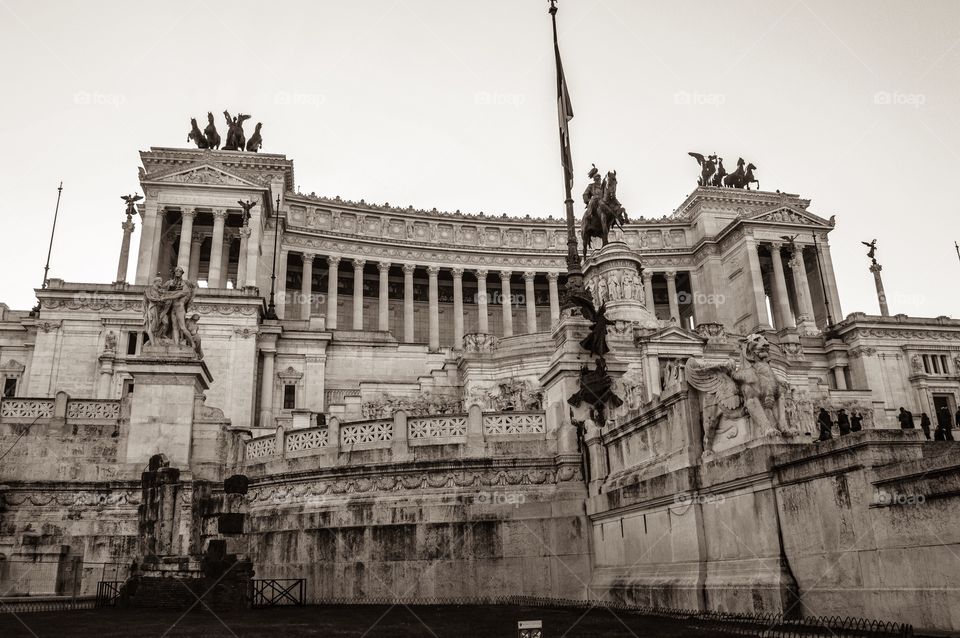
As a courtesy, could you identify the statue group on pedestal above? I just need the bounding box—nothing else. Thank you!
[688,153,758,190]
[143,267,202,357]
[580,164,628,260]
[187,111,263,152]
[685,333,796,454]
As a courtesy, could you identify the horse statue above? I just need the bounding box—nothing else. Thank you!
[723,158,759,189]
[711,157,727,186]
[204,112,221,149]
[246,122,263,152]
[581,169,626,261]
[187,118,208,149]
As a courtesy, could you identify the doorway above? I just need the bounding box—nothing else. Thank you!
[932,393,955,427]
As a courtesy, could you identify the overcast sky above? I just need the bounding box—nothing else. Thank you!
[1,0,958,318]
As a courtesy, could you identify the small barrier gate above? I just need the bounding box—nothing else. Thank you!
[95,581,124,608]
[250,579,305,608]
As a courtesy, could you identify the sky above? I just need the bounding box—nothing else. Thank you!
[0,0,958,317]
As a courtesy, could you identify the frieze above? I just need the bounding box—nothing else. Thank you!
[3,489,141,507]
[854,328,960,341]
[246,464,583,505]
[191,303,259,316]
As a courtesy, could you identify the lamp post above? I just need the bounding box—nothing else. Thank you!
[265,194,281,319]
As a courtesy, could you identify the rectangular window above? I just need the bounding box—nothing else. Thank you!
[2,377,16,397]
[123,381,135,397]
[127,332,138,355]
[923,355,931,374]
[283,384,296,410]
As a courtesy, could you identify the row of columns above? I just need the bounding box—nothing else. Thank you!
[134,204,258,288]
[757,239,840,331]
[299,255,562,348]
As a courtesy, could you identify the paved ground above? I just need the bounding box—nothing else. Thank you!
[0,604,723,637]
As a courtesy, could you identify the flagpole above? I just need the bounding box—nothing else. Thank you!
[549,0,583,300]
[42,182,64,290]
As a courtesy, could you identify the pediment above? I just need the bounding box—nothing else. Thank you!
[149,163,262,189]
[748,205,833,227]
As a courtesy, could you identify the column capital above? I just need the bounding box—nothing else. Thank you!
[451,267,464,278]
[475,269,488,280]
[402,263,417,275]
[223,228,237,241]
[302,252,315,264]
[546,272,559,282]
[352,258,367,270]
[500,270,512,280]
[378,261,392,273]
[426,265,441,276]
[642,270,654,282]
[212,208,228,220]
[523,271,537,282]
[122,219,136,233]
[664,270,677,280]
[327,255,341,267]
[181,207,197,219]
[191,231,204,244]
[770,240,783,251]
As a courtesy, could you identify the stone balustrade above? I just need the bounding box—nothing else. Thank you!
[0,396,122,426]
[244,408,547,462]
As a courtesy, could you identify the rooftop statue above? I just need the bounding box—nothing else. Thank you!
[689,153,758,189]
[688,152,717,186]
[238,199,257,225]
[862,239,878,264]
[580,165,627,260]
[723,157,759,190]
[187,117,208,149]
[246,122,263,152]
[686,333,795,454]
[223,110,251,150]
[204,112,221,149]
[120,193,143,217]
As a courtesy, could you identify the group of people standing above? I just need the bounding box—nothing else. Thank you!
[898,406,956,441]
[815,408,863,441]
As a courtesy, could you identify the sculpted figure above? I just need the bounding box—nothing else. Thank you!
[185,313,203,358]
[143,276,170,346]
[246,122,263,152]
[686,333,790,454]
[688,152,717,187]
[722,158,759,190]
[222,110,251,150]
[163,267,197,349]
[580,165,627,260]
[204,112,221,149]
[188,117,208,149]
[861,239,878,263]
[596,277,608,304]
[143,268,199,352]
[237,199,257,225]
[568,359,622,426]
[121,193,143,217]
[711,157,727,186]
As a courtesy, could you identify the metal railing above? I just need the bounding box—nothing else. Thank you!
[250,579,305,608]
[95,581,124,608]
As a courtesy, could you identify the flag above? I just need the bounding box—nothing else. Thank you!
[554,21,574,192]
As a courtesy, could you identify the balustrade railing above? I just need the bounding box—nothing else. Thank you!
[244,409,546,461]
[66,399,121,422]
[0,397,122,425]
[0,398,55,421]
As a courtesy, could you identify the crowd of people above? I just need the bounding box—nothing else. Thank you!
[814,405,957,442]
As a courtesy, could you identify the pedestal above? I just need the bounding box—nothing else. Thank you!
[582,241,659,328]
[125,344,213,469]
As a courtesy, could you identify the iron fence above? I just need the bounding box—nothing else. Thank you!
[250,578,305,608]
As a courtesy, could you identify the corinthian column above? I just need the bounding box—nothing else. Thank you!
[643,271,655,314]
[326,256,340,329]
[427,265,440,350]
[769,242,795,329]
[476,269,489,333]
[116,214,136,283]
[208,208,227,287]
[237,225,250,285]
[500,271,513,337]
[547,272,560,328]
[188,233,203,282]
[403,264,416,342]
[789,247,816,332]
[378,262,391,331]
[301,253,314,319]
[176,208,196,271]
[353,259,366,329]
[665,270,680,321]
[523,271,537,334]
[452,267,464,348]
